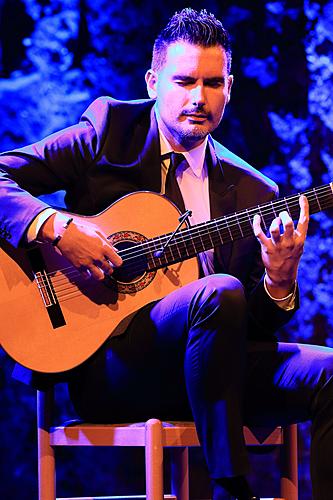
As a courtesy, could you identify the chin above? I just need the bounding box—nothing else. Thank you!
[182,127,210,141]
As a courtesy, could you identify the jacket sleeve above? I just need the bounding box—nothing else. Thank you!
[0,97,111,247]
[245,188,299,339]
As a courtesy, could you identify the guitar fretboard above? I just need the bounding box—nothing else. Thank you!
[118,183,333,273]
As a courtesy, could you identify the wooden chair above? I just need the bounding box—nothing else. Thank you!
[37,388,298,500]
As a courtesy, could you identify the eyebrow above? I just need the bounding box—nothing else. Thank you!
[172,75,226,83]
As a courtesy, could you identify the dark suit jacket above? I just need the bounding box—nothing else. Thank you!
[0,97,296,384]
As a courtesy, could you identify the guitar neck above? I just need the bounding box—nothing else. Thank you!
[138,182,333,271]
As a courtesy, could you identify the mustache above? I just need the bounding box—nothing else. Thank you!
[182,109,210,117]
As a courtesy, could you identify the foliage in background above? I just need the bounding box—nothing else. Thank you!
[1,1,333,498]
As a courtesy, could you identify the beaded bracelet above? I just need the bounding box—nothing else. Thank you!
[51,217,73,246]
[263,273,297,302]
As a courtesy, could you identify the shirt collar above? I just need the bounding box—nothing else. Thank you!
[156,110,208,178]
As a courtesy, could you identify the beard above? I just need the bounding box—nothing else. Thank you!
[173,121,214,148]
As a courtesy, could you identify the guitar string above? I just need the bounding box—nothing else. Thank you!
[56,185,333,268]
[35,187,333,297]
[41,193,333,295]
[116,188,333,263]
[45,185,333,282]
[37,190,333,300]
[50,189,333,278]
[114,185,333,256]
[37,203,333,302]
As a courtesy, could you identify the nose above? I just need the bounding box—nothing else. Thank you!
[190,84,205,107]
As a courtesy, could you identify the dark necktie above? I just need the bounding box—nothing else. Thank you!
[164,152,186,213]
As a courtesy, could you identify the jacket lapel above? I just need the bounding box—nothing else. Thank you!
[138,105,162,193]
[207,138,237,273]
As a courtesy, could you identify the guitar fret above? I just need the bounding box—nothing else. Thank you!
[245,209,253,229]
[193,231,205,253]
[270,200,277,218]
[257,205,267,231]
[151,236,163,269]
[172,240,182,260]
[225,219,234,241]
[226,215,242,240]
[236,214,244,238]
[187,232,197,256]
[313,188,322,211]
[147,251,157,270]
[283,197,291,216]
[289,198,300,219]
[206,225,215,249]
[214,219,224,245]
[147,236,162,269]
[167,242,177,261]
[210,231,221,247]
[178,231,190,258]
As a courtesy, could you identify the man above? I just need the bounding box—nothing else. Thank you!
[0,8,333,500]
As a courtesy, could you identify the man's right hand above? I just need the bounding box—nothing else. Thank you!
[38,212,122,280]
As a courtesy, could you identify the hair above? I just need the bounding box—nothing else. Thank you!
[152,8,232,73]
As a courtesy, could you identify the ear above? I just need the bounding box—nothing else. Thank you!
[226,74,234,104]
[145,69,158,99]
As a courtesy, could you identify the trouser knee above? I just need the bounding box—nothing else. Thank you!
[312,354,333,415]
[190,274,247,330]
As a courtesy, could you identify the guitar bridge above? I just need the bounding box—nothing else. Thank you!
[28,245,66,329]
[35,271,57,307]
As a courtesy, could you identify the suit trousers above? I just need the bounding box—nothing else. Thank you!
[68,274,333,499]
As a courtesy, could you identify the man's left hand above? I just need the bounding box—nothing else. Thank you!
[253,194,309,298]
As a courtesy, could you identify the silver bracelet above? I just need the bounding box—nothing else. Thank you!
[51,217,73,246]
[264,273,297,302]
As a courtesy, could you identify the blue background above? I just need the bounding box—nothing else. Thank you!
[1,1,333,498]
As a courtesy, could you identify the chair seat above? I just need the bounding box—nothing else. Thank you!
[50,421,284,448]
[50,420,200,447]
[38,390,298,500]
[56,497,285,500]
[57,496,178,500]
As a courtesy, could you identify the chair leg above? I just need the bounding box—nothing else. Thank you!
[280,424,298,500]
[170,447,189,500]
[145,419,164,500]
[37,389,56,500]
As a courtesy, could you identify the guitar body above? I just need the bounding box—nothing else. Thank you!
[0,192,199,373]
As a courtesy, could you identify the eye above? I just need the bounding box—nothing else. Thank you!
[175,80,189,86]
[173,77,195,87]
[205,79,224,88]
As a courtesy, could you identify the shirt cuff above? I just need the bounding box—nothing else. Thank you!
[26,208,57,242]
[263,273,297,311]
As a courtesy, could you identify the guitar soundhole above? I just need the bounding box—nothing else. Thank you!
[104,231,156,294]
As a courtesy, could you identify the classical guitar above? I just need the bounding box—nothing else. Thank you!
[1,185,332,373]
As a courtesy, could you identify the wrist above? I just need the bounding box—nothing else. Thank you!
[264,272,296,301]
[38,212,71,244]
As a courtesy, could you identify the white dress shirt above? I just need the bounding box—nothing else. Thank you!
[159,128,215,275]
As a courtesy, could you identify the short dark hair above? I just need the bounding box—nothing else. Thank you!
[152,8,232,73]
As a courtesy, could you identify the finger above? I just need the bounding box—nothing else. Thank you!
[96,257,115,276]
[89,264,105,281]
[80,268,91,280]
[279,210,294,239]
[296,195,310,236]
[253,214,270,245]
[104,245,123,267]
[269,216,282,243]
[94,229,122,266]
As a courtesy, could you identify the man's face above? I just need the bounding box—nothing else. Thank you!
[146,41,233,150]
